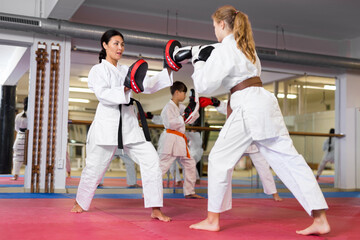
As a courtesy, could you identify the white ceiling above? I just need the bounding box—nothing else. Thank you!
[80,0,360,41]
[2,0,360,116]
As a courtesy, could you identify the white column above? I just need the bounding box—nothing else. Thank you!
[335,71,360,189]
[24,34,70,192]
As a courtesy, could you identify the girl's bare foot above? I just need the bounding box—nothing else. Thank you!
[190,212,220,231]
[151,207,171,222]
[190,218,220,231]
[70,201,84,213]
[296,210,330,235]
[272,193,283,202]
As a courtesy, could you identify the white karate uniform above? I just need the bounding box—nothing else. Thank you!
[12,111,28,175]
[76,59,173,210]
[192,34,328,216]
[316,138,335,178]
[171,131,203,182]
[217,101,277,195]
[157,100,197,196]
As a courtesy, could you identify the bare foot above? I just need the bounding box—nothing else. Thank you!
[316,175,320,180]
[190,218,220,232]
[10,175,18,181]
[185,194,205,199]
[70,201,84,213]
[195,179,201,185]
[175,181,183,187]
[272,193,283,202]
[151,207,171,222]
[296,210,330,235]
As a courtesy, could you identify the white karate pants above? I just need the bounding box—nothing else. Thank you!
[121,154,137,185]
[316,156,334,178]
[249,152,277,195]
[159,154,196,195]
[208,120,328,216]
[76,135,163,211]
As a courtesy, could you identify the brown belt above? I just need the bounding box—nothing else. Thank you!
[230,76,262,95]
[227,76,263,117]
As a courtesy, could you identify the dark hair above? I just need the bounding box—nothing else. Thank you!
[328,128,335,151]
[170,81,187,95]
[99,29,124,63]
[22,96,28,118]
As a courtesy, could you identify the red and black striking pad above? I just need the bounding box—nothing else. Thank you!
[125,59,148,93]
[164,39,182,71]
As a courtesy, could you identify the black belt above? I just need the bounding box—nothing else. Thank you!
[118,98,151,149]
[19,128,27,133]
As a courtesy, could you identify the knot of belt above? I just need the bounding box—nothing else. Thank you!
[166,129,190,158]
[118,98,151,149]
[19,128,27,133]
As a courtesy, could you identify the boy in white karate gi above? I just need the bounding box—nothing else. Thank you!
[157,81,204,199]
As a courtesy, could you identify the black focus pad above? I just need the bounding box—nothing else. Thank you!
[164,40,182,71]
[124,59,148,93]
[183,89,196,119]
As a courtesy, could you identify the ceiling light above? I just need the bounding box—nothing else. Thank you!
[79,76,88,82]
[297,85,336,91]
[69,87,94,93]
[209,125,222,128]
[277,93,297,99]
[69,98,90,103]
[324,85,336,90]
[204,108,218,112]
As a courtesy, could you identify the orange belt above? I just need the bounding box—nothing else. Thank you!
[166,129,190,158]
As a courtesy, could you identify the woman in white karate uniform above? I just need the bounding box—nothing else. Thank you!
[71,29,172,222]
[189,5,330,235]
[11,97,28,180]
[316,128,335,180]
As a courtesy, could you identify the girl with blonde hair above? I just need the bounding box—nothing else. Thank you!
[189,5,330,235]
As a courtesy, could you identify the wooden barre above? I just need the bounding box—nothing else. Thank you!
[68,120,345,138]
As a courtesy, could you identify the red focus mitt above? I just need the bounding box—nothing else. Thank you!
[124,59,148,93]
[164,39,182,71]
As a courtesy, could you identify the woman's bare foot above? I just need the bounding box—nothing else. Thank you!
[296,210,330,235]
[272,193,283,202]
[190,212,220,231]
[151,207,171,222]
[70,201,84,213]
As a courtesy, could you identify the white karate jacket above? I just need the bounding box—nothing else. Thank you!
[157,100,188,156]
[192,34,288,140]
[88,59,173,146]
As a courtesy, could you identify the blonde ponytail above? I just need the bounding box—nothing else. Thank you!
[233,12,256,64]
[212,5,257,64]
